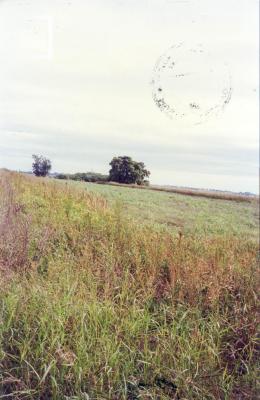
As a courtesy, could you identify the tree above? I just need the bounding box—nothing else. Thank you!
[32,155,52,177]
[109,156,150,185]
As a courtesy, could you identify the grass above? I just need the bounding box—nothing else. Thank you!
[70,181,259,240]
[93,181,256,202]
[0,171,259,399]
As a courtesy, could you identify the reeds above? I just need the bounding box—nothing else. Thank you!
[0,175,29,272]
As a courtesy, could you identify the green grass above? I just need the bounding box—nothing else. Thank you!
[0,171,259,399]
[70,181,259,239]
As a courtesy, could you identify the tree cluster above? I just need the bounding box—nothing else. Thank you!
[32,154,150,185]
[109,156,150,185]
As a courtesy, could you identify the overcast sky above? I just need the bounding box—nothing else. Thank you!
[0,0,258,192]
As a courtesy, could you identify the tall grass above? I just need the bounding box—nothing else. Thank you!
[0,171,259,399]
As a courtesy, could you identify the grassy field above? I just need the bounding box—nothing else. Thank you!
[70,181,259,240]
[0,171,259,399]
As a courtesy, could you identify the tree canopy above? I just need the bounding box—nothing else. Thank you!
[32,155,52,177]
[109,156,150,185]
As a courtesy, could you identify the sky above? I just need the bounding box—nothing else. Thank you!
[0,0,258,193]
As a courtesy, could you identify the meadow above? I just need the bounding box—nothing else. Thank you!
[0,171,259,399]
[72,181,259,240]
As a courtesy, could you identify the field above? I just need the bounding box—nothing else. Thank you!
[0,171,259,399]
[71,181,259,239]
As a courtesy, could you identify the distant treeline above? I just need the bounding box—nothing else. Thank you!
[55,172,109,182]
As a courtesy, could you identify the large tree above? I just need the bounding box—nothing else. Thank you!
[32,155,52,177]
[109,156,150,185]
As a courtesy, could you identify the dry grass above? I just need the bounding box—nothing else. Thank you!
[0,171,259,399]
[0,176,30,273]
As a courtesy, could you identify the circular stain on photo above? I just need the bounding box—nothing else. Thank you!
[151,43,232,124]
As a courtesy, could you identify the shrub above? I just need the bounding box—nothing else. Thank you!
[56,172,109,182]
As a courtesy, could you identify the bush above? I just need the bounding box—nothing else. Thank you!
[55,172,109,182]
[55,173,68,180]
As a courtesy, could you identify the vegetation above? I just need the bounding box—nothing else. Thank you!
[56,172,109,183]
[99,181,255,203]
[70,180,259,240]
[109,156,150,185]
[0,170,259,399]
[54,156,149,185]
[32,155,52,177]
